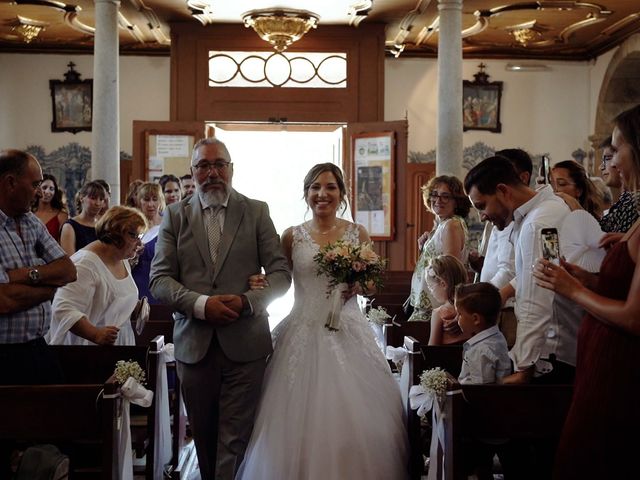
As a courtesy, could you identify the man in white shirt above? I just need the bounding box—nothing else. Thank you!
[464,156,573,384]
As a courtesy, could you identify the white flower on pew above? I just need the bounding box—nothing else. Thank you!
[410,367,449,417]
[114,359,146,386]
[367,306,392,326]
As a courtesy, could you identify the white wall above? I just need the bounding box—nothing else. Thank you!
[0,53,170,154]
[385,57,598,163]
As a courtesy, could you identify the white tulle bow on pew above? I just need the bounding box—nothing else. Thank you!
[151,342,175,480]
[113,377,154,480]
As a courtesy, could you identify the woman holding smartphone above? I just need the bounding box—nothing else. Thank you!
[534,103,640,480]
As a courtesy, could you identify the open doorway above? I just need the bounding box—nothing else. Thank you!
[211,123,349,329]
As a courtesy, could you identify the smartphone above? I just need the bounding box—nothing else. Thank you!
[539,155,550,185]
[541,228,560,263]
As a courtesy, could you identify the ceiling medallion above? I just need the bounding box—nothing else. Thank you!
[242,8,319,52]
[511,28,540,46]
[11,15,48,43]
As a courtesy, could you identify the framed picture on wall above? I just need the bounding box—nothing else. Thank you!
[351,131,395,241]
[50,62,92,134]
[463,63,502,133]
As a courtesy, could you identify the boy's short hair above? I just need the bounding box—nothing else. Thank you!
[454,282,502,325]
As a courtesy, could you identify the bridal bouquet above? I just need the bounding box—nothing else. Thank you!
[314,240,386,331]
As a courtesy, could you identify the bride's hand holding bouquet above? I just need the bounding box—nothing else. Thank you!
[314,239,386,331]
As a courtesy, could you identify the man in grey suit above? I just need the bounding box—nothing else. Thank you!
[150,138,291,479]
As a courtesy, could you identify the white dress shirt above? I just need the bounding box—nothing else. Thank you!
[459,325,511,384]
[509,186,571,375]
[480,224,516,308]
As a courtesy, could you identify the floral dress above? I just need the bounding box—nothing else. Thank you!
[408,215,468,321]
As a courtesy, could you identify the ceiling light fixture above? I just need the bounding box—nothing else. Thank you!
[242,8,319,52]
[11,15,48,43]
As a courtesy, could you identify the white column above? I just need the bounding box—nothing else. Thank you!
[436,0,463,178]
[91,0,120,204]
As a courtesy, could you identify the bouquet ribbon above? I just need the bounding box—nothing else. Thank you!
[150,343,175,480]
[115,377,154,480]
[385,345,408,365]
[325,288,344,331]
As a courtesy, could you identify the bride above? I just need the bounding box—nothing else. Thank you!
[236,163,408,480]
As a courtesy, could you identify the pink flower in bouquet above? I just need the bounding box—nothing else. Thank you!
[352,260,366,272]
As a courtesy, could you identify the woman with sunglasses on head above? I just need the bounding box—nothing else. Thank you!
[32,173,68,242]
[406,175,472,321]
[131,182,165,303]
[49,206,148,345]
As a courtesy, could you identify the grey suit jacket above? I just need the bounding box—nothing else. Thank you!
[149,190,291,364]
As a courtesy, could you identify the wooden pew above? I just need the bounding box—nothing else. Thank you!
[421,344,463,378]
[0,375,119,479]
[60,338,161,480]
[441,382,573,480]
[384,320,430,347]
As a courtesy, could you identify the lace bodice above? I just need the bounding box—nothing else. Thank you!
[271,222,390,388]
[290,222,361,308]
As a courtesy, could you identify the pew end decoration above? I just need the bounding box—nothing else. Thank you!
[313,239,385,331]
[366,305,392,326]
[410,367,452,417]
[114,359,146,386]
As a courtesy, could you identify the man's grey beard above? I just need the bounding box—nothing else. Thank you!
[198,186,227,208]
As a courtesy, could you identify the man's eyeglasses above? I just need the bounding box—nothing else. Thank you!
[193,161,231,173]
[429,192,453,203]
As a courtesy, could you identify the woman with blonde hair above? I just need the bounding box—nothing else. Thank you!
[49,206,148,345]
[131,182,165,303]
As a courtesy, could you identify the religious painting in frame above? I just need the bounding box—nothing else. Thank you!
[352,131,395,241]
[463,63,502,133]
[50,63,92,134]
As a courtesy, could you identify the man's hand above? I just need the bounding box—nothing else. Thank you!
[204,295,241,325]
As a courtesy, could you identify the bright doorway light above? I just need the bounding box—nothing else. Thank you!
[212,124,349,330]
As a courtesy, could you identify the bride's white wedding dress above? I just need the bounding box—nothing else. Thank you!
[236,223,408,480]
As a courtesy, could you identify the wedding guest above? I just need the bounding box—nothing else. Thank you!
[94,179,111,217]
[464,156,572,385]
[455,282,511,384]
[237,163,407,479]
[49,206,147,345]
[598,135,639,235]
[180,173,196,197]
[407,175,471,321]
[159,174,182,206]
[427,254,470,346]
[32,173,68,241]
[534,103,640,480]
[0,149,76,384]
[125,179,144,208]
[60,181,107,256]
[131,182,164,303]
[551,160,603,219]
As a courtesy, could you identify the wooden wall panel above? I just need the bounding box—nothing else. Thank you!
[169,23,385,123]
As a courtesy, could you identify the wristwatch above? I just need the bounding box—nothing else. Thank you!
[28,268,41,285]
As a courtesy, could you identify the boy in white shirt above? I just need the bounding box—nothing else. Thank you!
[455,282,511,384]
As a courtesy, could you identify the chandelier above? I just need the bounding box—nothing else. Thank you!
[11,16,48,43]
[242,8,320,52]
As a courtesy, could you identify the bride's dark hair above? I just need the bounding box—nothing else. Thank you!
[303,163,348,214]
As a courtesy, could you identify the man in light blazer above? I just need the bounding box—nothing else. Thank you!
[150,137,291,479]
